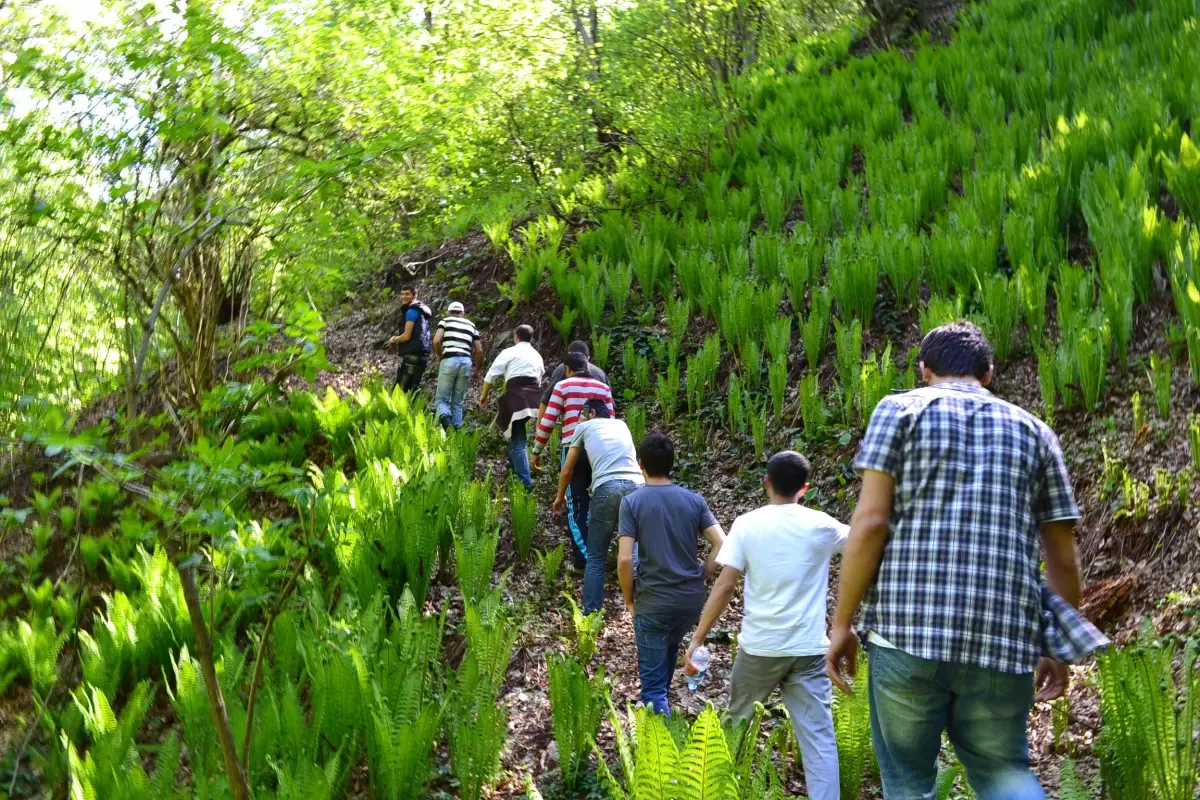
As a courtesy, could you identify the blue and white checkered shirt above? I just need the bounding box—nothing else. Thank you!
[854,381,1109,674]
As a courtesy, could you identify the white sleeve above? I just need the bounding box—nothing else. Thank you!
[716,519,746,571]
[484,349,509,383]
[826,515,851,556]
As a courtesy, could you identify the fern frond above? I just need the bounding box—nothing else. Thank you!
[676,704,734,800]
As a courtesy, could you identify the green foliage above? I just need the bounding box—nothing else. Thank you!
[859,346,897,426]
[627,404,647,447]
[977,273,1021,361]
[509,481,537,559]
[801,287,832,372]
[768,354,788,422]
[536,545,566,591]
[920,295,964,336]
[799,372,825,442]
[550,307,579,344]
[685,335,721,414]
[1059,758,1096,800]
[548,654,606,787]
[827,239,878,327]
[450,700,507,800]
[1096,623,1199,800]
[455,524,500,606]
[606,262,635,321]
[1147,354,1172,418]
[1189,415,1200,472]
[1162,133,1200,224]
[564,595,605,665]
[592,332,612,371]
[657,361,681,424]
[834,317,863,423]
[833,649,872,800]
[1036,348,1057,426]
[727,374,745,435]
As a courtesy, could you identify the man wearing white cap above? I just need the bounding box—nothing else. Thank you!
[433,301,483,429]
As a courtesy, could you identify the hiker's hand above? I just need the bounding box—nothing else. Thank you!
[552,496,566,516]
[684,639,698,667]
[625,599,635,617]
[387,336,401,345]
[1035,658,1069,702]
[530,454,542,474]
[826,624,859,695]
[478,397,487,409]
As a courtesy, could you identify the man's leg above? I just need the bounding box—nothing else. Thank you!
[867,643,951,798]
[396,355,427,392]
[947,665,1044,800]
[582,481,627,614]
[450,358,470,428]
[508,419,532,489]
[780,656,840,800]
[727,652,790,723]
[434,360,455,426]
[562,448,589,566]
[633,612,675,715]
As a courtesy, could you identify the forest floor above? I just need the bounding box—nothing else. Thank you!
[309,245,1200,798]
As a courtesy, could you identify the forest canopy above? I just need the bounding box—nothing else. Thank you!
[0,0,849,428]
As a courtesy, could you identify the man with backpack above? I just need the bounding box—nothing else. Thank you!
[389,284,432,392]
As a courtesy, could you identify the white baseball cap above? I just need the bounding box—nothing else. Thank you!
[447,301,465,313]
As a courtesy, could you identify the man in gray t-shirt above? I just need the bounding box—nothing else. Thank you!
[554,400,644,615]
[617,432,724,715]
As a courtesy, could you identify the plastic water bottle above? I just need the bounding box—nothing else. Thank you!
[685,646,711,691]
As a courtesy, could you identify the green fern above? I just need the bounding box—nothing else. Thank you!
[548,654,606,787]
[536,544,566,591]
[450,699,508,800]
[833,648,872,800]
[1058,757,1096,800]
[564,594,605,665]
[676,704,735,799]
[455,523,499,605]
[509,481,537,559]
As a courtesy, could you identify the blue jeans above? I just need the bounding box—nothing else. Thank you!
[508,419,532,489]
[435,356,472,427]
[582,479,638,614]
[868,643,1044,800]
[633,608,700,716]
[562,447,591,563]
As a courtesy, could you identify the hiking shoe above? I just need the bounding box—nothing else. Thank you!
[438,414,452,429]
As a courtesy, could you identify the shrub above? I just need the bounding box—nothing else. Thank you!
[978,273,1021,361]
[782,232,818,314]
[605,261,634,320]
[739,337,763,388]
[591,332,611,370]
[765,316,791,361]
[1161,132,1200,224]
[1017,263,1050,341]
[750,397,767,461]
[455,524,499,605]
[535,545,565,591]
[509,481,537,559]
[727,374,745,435]
[579,275,607,329]
[1074,319,1111,412]
[834,317,863,423]
[833,648,873,800]
[828,238,879,327]
[550,307,578,344]
[859,346,897,426]
[1096,623,1198,800]
[626,404,647,446]
[564,595,605,665]
[656,362,681,423]
[799,372,825,442]
[920,295,963,336]
[801,287,832,372]
[873,226,922,311]
[1189,415,1200,472]
[666,295,689,345]
[1147,353,1171,418]
[769,354,788,422]
[548,655,606,788]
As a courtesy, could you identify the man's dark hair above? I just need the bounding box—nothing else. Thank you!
[919,321,993,379]
[400,284,417,295]
[638,432,674,478]
[515,324,534,343]
[565,352,588,372]
[767,451,812,497]
[567,340,590,357]
[582,397,611,418]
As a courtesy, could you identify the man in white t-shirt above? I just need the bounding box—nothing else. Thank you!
[685,450,847,800]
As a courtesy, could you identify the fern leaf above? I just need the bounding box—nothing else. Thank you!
[633,706,679,800]
[676,705,734,800]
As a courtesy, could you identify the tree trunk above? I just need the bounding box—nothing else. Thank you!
[178,563,252,800]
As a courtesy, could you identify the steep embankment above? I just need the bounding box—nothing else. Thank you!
[314,0,1200,792]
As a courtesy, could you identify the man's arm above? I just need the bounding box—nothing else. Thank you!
[686,567,740,664]
[398,318,415,344]
[618,535,637,614]
[700,524,726,578]
[473,338,484,374]
[827,468,895,693]
[432,328,444,358]
[533,385,565,456]
[1034,519,1083,702]
[552,446,581,514]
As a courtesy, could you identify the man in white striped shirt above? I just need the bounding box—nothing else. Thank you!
[433,301,483,429]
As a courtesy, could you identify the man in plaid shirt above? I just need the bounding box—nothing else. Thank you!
[828,322,1107,799]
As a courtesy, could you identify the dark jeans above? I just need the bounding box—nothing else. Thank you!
[633,608,700,716]
[868,642,1045,800]
[508,419,532,489]
[395,353,427,392]
[582,479,638,614]
[561,447,592,563]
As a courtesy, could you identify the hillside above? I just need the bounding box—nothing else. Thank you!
[2,0,1200,798]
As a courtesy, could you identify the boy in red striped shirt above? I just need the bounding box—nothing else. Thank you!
[532,351,615,559]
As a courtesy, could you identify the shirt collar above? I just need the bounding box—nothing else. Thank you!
[929,380,991,395]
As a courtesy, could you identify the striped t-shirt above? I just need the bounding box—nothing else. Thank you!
[533,376,614,453]
[437,316,479,359]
